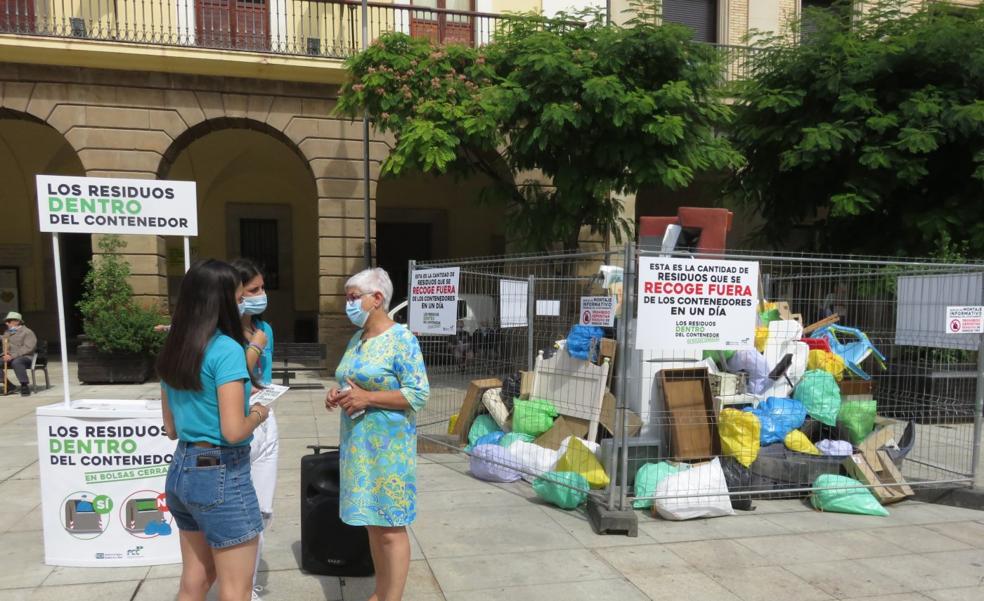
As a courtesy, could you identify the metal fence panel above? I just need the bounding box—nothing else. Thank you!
[410,247,984,517]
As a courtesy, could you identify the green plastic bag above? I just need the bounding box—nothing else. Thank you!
[794,370,842,427]
[838,400,877,445]
[633,462,686,509]
[499,432,535,448]
[467,415,501,448]
[533,471,589,509]
[811,474,889,517]
[759,308,781,325]
[512,398,559,437]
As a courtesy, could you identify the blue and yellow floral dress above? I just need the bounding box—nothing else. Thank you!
[335,324,429,527]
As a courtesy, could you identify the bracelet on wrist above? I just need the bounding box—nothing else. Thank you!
[247,343,263,356]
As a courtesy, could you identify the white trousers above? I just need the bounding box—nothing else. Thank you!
[250,409,280,587]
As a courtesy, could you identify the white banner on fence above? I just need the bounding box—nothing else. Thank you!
[408,267,460,335]
[579,296,616,327]
[500,279,528,328]
[37,403,180,566]
[636,257,759,350]
[37,175,198,236]
[946,306,984,334]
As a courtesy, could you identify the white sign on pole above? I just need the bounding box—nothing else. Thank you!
[636,257,759,350]
[409,267,460,335]
[500,279,529,328]
[37,401,180,567]
[579,296,616,327]
[946,306,984,334]
[37,175,198,236]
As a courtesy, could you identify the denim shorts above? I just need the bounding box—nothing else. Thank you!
[165,441,264,549]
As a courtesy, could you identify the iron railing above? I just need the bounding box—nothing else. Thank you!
[0,0,760,81]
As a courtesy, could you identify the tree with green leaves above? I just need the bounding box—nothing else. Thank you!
[731,0,984,257]
[337,4,741,250]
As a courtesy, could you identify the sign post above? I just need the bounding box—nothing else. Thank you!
[34,174,197,567]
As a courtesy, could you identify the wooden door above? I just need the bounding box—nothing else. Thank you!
[410,0,474,47]
[196,0,269,51]
[0,0,35,33]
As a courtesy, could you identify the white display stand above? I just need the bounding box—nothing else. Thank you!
[35,174,198,566]
[37,400,180,566]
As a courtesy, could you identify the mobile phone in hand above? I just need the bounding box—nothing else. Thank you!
[339,384,365,419]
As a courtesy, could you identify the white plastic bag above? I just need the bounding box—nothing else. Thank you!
[653,457,735,521]
[505,440,560,483]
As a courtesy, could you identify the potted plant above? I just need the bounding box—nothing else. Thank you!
[76,235,167,384]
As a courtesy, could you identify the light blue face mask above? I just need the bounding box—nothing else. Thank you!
[346,298,371,328]
[243,294,267,315]
[238,299,247,317]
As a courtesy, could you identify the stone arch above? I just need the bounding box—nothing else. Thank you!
[156,116,315,181]
[0,108,90,342]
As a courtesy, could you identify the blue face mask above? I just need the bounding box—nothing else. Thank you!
[243,294,267,315]
[346,298,370,328]
[238,299,247,317]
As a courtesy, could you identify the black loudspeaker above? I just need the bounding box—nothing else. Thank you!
[300,445,374,577]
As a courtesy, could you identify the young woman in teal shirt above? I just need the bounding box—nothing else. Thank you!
[158,259,269,601]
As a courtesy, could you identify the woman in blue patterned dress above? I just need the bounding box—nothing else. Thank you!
[325,267,429,601]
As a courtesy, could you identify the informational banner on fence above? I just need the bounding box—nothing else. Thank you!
[946,306,984,334]
[579,296,616,327]
[36,401,180,566]
[409,267,460,335]
[636,257,759,350]
[36,175,198,236]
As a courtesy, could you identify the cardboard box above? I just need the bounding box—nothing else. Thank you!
[451,378,502,445]
[840,380,874,400]
[599,391,643,438]
[595,338,616,365]
[659,368,719,460]
[519,371,534,399]
[535,416,581,450]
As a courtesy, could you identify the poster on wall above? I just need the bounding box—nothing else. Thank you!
[37,175,198,237]
[636,257,759,351]
[579,296,615,327]
[409,267,460,335]
[946,306,984,335]
[0,267,18,315]
[36,402,180,567]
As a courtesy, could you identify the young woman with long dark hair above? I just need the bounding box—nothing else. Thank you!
[158,259,270,601]
[230,258,279,601]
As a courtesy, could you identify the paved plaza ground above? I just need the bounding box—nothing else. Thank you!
[1,364,983,600]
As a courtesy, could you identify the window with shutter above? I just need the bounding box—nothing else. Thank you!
[662,0,718,43]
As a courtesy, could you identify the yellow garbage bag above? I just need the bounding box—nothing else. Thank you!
[755,326,770,353]
[784,429,821,455]
[807,349,846,381]
[555,438,610,489]
[448,413,459,435]
[719,409,760,467]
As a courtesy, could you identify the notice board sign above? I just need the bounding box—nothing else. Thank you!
[579,296,615,327]
[947,306,984,335]
[37,175,198,237]
[636,257,759,350]
[409,267,460,335]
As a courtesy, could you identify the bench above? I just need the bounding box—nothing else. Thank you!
[271,343,327,390]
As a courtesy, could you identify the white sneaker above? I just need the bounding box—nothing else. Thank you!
[251,586,263,600]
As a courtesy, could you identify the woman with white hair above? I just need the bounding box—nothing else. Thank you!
[325,267,429,601]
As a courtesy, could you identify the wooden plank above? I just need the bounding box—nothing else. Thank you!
[803,313,840,335]
[876,450,915,499]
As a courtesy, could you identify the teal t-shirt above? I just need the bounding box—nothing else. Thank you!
[249,320,274,386]
[164,331,252,447]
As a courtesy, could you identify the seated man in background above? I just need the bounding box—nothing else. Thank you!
[2,312,37,396]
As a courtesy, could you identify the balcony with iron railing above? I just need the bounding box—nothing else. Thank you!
[0,0,759,82]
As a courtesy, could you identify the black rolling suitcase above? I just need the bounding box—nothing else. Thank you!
[300,445,374,576]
